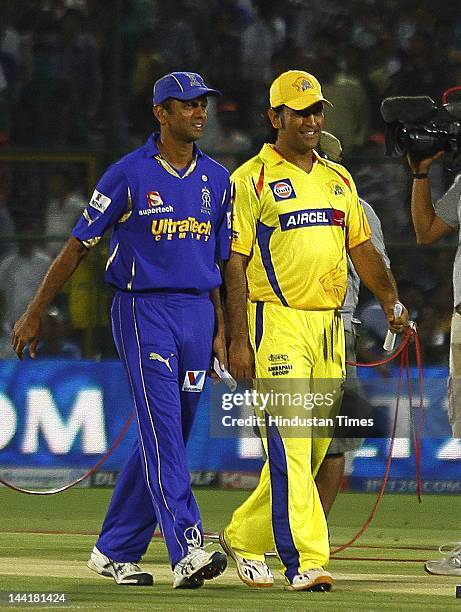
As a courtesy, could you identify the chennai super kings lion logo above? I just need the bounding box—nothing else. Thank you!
[327,180,345,197]
[292,76,314,93]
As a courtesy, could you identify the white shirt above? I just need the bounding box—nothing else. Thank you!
[45,192,86,256]
[0,249,52,330]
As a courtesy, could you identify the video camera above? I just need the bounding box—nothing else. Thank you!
[380,87,461,167]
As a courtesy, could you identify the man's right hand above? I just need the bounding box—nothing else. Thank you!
[228,339,255,380]
[12,311,42,359]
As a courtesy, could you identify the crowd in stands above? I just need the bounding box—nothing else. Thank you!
[1,0,461,150]
[0,0,460,360]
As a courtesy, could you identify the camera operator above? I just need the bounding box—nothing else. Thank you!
[407,150,461,576]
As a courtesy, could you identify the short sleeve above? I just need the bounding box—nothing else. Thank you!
[230,175,260,256]
[434,173,461,229]
[215,176,232,261]
[72,163,129,247]
[345,178,371,250]
[361,199,390,267]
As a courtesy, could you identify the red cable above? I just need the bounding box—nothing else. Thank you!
[1,327,426,564]
[346,327,413,367]
[332,326,425,555]
[0,414,135,495]
[331,348,405,556]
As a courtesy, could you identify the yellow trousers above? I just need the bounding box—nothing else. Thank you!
[225,301,345,580]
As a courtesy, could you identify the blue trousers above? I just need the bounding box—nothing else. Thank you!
[96,291,214,566]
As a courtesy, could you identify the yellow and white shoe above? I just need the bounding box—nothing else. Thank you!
[219,530,274,588]
[285,568,333,592]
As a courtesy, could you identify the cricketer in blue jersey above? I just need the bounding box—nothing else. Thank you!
[11,71,230,589]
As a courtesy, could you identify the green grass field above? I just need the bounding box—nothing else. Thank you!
[1,488,461,610]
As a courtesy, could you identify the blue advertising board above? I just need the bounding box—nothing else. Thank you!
[0,361,460,489]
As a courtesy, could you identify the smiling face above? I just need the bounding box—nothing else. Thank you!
[154,96,209,143]
[269,101,325,155]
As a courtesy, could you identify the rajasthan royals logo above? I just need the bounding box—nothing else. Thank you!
[293,77,314,93]
[201,186,212,214]
[187,73,201,87]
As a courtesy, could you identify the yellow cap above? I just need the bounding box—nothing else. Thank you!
[269,70,332,110]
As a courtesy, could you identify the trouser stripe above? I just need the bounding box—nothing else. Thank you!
[131,297,186,559]
[266,414,300,581]
[255,302,264,352]
[116,294,163,527]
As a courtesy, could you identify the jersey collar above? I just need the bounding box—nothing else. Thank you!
[259,143,324,168]
[258,144,284,167]
[145,133,203,158]
[145,133,203,179]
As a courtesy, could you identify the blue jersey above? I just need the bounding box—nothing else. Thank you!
[72,134,231,292]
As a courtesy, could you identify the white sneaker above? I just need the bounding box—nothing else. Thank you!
[87,546,153,586]
[173,548,227,589]
[285,568,333,592]
[425,543,461,576]
[219,530,274,588]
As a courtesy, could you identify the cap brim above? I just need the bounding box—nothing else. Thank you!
[174,87,222,101]
[285,95,333,110]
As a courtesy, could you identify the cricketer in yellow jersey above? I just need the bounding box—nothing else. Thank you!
[220,70,409,592]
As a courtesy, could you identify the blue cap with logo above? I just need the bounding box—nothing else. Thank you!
[153,72,221,104]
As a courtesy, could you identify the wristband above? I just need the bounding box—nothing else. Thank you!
[412,173,428,179]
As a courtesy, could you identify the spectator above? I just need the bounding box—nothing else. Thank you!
[241,0,285,84]
[128,27,168,144]
[389,32,444,100]
[205,2,246,100]
[0,291,15,358]
[199,97,252,170]
[12,6,101,146]
[0,0,24,143]
[240,0,286,134]
[0,164,15,258]
[32,7,103,145]
[313,51,371,155]
[154,1,199,71]
[44,167,86,257]
[57,8,102,122]
[0,223,51,331]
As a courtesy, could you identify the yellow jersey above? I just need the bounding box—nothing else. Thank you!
[231,143,371,310]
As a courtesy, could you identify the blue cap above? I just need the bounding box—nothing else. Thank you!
[153,72,221,104]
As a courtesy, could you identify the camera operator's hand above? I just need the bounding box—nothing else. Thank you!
[407,151,444,174]
[407,149,454,245]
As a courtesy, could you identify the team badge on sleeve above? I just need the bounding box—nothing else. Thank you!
[269,178,297,202]
[182,370,206,392]
[89,190,111,213]
[328,180,345,196]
